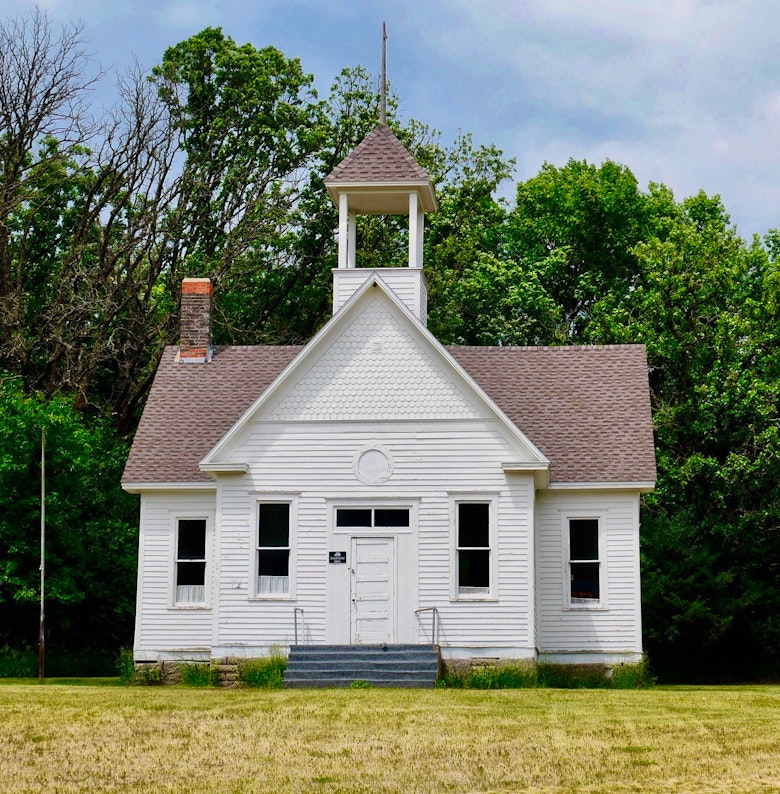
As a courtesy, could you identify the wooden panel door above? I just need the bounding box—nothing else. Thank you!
[351,537,395,644]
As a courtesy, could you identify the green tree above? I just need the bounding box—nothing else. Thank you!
[215,65,389,344]
[505,158,651,339]
[0,375,137,652]
[421,135,518,344]
[151,27,327,335]
[589,194,780,680]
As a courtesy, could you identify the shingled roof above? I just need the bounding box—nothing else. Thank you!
[449,345,656,484]
[122,344,656,488]
[122,346,301,485]
[326,124,432,183]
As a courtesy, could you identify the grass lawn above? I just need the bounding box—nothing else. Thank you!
[0,682,777,793]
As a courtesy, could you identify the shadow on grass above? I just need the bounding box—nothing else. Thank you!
[0,677,122,686]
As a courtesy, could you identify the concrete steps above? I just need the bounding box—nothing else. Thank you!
[284,644,440,688]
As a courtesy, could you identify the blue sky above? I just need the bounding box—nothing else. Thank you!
[5,0,780,238]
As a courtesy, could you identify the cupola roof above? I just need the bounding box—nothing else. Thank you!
[324,124,437,213]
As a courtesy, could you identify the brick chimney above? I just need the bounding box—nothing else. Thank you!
[180,278,213,362]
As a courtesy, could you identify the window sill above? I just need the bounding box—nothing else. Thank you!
[565,603,608,611]
[248,595,295,602]
[169,605,211,611]
[451,595,499,603]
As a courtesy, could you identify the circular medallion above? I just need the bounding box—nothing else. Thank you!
[354,445,394,484]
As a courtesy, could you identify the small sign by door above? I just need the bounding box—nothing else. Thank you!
[329,551,347,565]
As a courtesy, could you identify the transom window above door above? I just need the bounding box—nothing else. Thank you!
[336,508,410,528]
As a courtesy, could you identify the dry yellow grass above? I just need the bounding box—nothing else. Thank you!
[0,683,778,793]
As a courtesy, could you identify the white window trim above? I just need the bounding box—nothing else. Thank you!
[170,512,212,610]
[450,495,498,601]
[328,499,418,536]
[334,505,412,529]
[251,495,298,600]
[561,511,608,611]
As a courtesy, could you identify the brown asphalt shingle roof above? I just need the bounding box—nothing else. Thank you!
[122,346,301,485]
[325,124,432,183]
[449,345,656,484]
[122,343,656,487]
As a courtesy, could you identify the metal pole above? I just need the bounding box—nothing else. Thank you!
[38,427,45,681]
[380,22,387,125]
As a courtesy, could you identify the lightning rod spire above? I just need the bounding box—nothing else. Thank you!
[380,22,387,125]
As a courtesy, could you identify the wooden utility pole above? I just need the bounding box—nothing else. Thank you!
[38,427,45,681]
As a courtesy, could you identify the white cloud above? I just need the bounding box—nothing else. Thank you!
[1,0,779,234]
[409,0,780,234]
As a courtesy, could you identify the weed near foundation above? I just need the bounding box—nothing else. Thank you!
[236,653,286,688]
[440,657,655,689]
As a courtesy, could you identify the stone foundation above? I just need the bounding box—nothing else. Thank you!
[133,657,242,687]
[133,654,644,688]
[440,656,617,686]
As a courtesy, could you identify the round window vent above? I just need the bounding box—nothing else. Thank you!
[354,445,394,484]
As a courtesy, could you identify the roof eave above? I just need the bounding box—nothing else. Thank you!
[121,481,217,494]
[545,480,656,492]
[323,180,438,213]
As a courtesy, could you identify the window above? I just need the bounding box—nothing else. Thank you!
[568,518,601,605]
[336,508,410,528]
[175,519,206,604]
[456,502,491,596]
[257,503,290,595]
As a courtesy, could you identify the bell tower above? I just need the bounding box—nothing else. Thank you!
[324,124,437,323]
[324,28,437,324]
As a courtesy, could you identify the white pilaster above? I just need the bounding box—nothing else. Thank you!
[347,209,357,269]
[338,193,349,269]
[408,192,420,269]
[415,207,424,269]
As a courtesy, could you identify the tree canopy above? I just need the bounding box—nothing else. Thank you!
[0,13,777,681]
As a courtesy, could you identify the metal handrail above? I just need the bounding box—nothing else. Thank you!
[414,606,438,648]
[293,607,304,645]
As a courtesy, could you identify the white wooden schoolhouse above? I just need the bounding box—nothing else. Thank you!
[122,124,656,680]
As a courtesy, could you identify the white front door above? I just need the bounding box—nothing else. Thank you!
[351,536,395,644]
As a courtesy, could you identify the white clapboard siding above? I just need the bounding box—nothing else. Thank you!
[212,418,535,653]
[333,268,427,323]
[133,492,215,658]
[534,490,642,653]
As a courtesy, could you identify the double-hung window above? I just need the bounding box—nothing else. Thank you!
[455,501,493,597]
[175,518,206,605]
[568,518,602,606]
[257,502,291,595]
